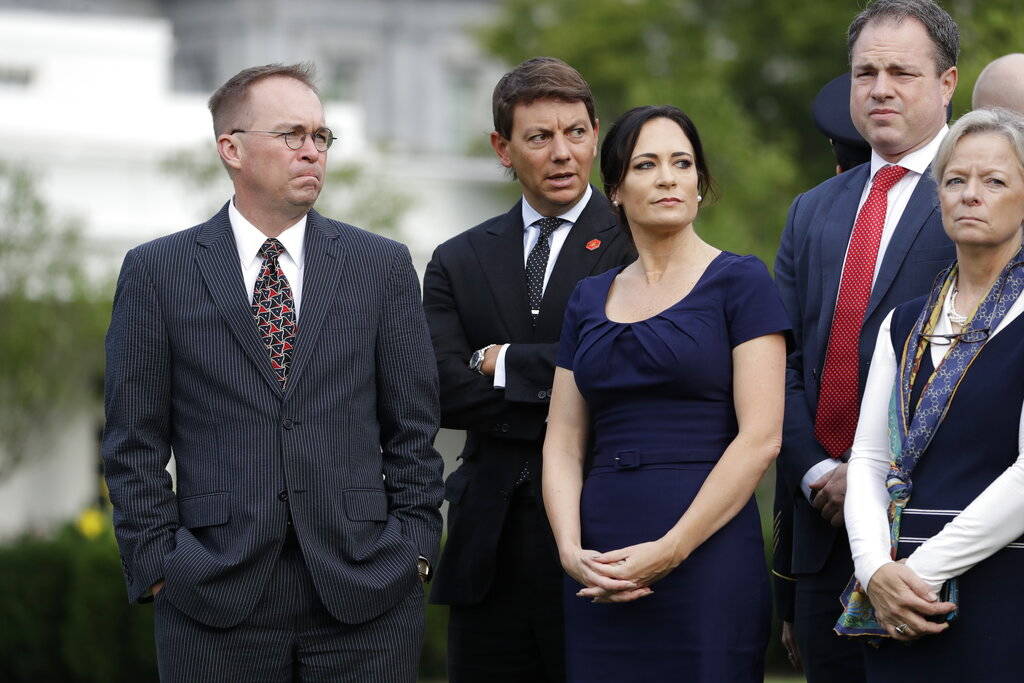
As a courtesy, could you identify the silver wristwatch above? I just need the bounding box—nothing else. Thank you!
[469,344,496,374]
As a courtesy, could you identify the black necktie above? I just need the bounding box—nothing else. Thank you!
[525,217,562,323]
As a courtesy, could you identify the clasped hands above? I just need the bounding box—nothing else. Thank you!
[865,560,957,642]
[561,538,681,604]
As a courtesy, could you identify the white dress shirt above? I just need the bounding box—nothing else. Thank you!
[493,185,594,388]
[801,127,950,499]
[229,198,307,319]
[846,286,1024,592]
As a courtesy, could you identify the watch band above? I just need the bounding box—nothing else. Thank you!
[470,344,497,374]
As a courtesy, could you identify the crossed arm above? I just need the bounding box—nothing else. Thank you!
[422,248,558,439]
[542,333,786,602]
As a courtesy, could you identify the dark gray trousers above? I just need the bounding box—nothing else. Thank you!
[794,527,866,683]
[447,487,565,683]
[155,535,424,682]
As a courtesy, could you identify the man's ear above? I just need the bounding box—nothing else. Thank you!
[591,118,600,159]
[217,133,243,173]
[941,66,958,105]
[490,131,513,169]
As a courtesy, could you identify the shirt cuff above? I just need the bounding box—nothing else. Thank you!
[801,458,840,501]
[492,344,510,388]
[904,556,945,594]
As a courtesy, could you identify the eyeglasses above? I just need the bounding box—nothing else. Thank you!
[920,328,990,345]
[231,128,336,152]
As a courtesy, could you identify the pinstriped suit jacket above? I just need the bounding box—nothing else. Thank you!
[102,203,444,629]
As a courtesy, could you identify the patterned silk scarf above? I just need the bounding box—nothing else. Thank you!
[835,246,1024,638]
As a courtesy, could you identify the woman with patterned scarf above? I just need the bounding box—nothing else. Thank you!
[837,107,1024,682]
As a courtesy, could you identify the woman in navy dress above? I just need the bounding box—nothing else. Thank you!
[842,108,1024,681]
[542,105,790,682]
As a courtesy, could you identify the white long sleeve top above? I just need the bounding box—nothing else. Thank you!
[845,282,1024,592]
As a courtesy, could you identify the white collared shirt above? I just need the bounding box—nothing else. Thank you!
[857,125,949,282]
[494,185,595,388]
[229,198,307,319]
[801,126,950,498]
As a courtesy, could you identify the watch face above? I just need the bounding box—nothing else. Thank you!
[470,350,482,370]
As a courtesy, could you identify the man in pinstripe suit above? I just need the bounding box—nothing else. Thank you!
[102,63,444,682]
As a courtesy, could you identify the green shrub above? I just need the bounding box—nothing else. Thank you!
[0,523,448,681]
[61,532,156,682]
[0,536,75,682]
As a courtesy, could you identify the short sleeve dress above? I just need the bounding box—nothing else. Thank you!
[556,251,790,682]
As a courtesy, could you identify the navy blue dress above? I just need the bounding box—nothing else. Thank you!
[555,252,790,682]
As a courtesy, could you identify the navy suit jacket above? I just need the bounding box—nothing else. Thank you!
[102,204,444,628]
[424,190,634,605]
[774,162,954,575]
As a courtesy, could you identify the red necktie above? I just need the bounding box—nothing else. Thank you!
[252,238,297,385]
[815,164,909,458]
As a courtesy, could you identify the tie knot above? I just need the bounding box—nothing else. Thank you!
[871,165,909,194]
[258,238,285,260]
[534,216,562,238]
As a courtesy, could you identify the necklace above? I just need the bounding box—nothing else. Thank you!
[948,285,969,326]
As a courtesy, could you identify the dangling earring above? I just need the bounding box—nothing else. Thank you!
[697,194,703,203]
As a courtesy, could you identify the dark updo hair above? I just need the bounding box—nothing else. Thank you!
[601,105,717,236]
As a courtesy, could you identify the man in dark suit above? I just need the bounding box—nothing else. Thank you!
[774,2,959,681]
[102,63,443,682]
[424,57,633,682]
[774,71,872,674]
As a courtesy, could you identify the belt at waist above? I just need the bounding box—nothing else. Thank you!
[591,448,720,470]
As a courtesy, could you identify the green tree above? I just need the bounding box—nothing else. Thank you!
[479,0,799,265]
[721,0,1024,186]
[480,0,1024,264]
[0,163,109,480]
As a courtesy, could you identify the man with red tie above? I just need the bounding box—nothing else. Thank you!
[773,1,959,680]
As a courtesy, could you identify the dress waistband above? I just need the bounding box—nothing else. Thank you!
[591,448,720,470]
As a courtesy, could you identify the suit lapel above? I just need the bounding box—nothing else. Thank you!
[195,204,282,395]
[283,210,346,399]
[815,166,870,356]
[865,169,940,321]
[535,192,619,337]
[471,201,535,339]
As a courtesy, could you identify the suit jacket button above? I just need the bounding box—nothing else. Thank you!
[277,490,289,502]
[536,390,547,399]
[282,418,294,430]
[500,423,509,433]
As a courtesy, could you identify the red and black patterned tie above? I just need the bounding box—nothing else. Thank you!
[252,238,297,385]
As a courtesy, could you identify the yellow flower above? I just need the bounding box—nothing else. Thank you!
[76,507,106,540]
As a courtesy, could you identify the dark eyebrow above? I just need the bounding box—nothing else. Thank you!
[886,62,919,73]
[629,151,693,162]
[523,126,553,136]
